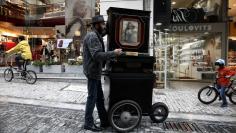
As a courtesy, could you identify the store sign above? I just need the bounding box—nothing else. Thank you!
[169,25,212,32]
[0,0,6,5]
[171,8,205,23]
[169,23,226,33]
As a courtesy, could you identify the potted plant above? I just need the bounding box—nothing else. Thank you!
[30,60,44,73]
[64,58,83,74]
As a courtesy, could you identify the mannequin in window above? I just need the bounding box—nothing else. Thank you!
[40,45,50,62]
[65,0,91,38]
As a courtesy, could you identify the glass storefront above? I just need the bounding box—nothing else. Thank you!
[152,0,228,88]
[0,0,98,66]
[229,22,236,66]
[155,32,222,81]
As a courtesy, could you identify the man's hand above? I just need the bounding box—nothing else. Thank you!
[114,49,122,56]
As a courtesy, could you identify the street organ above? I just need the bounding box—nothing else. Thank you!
[104,7,169,132]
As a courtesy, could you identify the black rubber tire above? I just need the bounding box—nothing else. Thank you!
[25,70,37,84]
[149,102,169,123]
[4,68,13,82]
[198,86,218,104]
[108,100,142,132]
[229,91,236,104]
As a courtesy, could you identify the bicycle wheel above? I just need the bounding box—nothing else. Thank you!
[25,70,37,84]
[198,86,218,104]
[229,90,236,104]
[4,68,13,82]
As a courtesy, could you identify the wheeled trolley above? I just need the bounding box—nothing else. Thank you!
[104,7,169,132]
[104,71,169,132]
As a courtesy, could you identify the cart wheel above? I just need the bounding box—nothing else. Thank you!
[108,100,142,132]
[149,102,169,123]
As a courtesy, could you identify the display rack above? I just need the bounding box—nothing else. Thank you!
[174,40,214,79]
[154,46,175,85]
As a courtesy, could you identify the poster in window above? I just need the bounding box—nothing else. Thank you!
[65,0,95,38]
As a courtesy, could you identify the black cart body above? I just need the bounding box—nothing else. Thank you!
[104,7,169,132]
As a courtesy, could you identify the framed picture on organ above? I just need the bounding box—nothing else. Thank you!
[107,7,150,53]
[119,19,141,46]
[115,17,145,50]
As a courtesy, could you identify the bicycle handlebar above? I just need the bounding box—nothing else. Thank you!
[4,53,17,66]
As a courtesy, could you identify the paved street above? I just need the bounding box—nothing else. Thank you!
[0,78,236,132]
[0,102,236,133]
[0,79,235,118]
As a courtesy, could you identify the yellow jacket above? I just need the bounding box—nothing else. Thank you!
[6,40,32,60]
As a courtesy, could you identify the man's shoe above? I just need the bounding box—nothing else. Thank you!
[221,104,228,108]
[84,125,103,132]
[94,124,105,130]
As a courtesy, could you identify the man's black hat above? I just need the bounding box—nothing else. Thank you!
[91,15,105,24]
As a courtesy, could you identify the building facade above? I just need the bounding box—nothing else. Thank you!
[145,0,230,88]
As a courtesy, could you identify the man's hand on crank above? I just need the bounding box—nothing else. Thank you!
[114,49,123,56]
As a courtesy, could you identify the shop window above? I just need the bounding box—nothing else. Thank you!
[155,32,222,81]
[228,39,236,66]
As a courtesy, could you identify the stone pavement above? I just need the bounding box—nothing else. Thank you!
[0,78,236,132]
[0,102,236,133]
[0,79,87,105]
[154,89,236,116]
[0,78,236,118]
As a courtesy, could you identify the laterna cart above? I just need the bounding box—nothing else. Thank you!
[104,7,169,132]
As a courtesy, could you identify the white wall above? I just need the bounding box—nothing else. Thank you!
[100,0,143,20]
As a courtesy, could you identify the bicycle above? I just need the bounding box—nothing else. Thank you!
[198,75,236,105]
[3,54,37,84]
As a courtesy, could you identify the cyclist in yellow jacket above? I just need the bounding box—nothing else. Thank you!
[6,36,32,70]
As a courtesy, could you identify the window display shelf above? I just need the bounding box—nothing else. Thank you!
[229,63,236,66]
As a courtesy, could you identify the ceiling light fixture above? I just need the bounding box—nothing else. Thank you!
[172,1,176,5]
[156,23,162,26]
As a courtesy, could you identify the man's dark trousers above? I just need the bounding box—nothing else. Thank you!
[15,54,23,69]
[84,78,108,127]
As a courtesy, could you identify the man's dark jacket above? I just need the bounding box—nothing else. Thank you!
[83,30,116,80]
